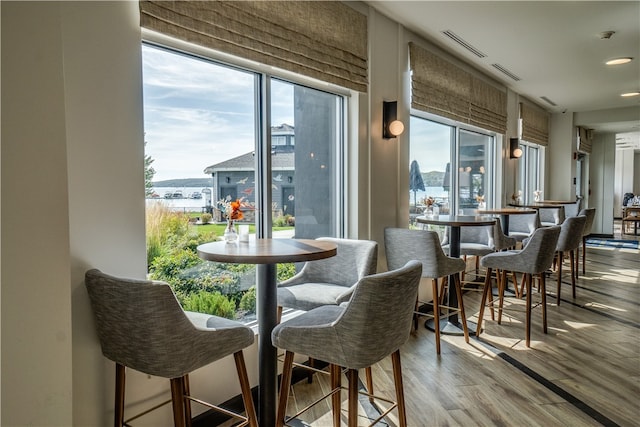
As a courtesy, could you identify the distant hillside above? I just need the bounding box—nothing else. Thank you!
[422,171,445,187]
[153,178,211,188]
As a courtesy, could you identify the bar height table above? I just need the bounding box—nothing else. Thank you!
[416,214,496,335]
[197,238,337,427]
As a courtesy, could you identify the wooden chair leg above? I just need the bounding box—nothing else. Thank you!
[183,375,192,427]
[234,351,258,427]
[497,269,506,324]
[584,237,588,266]
[277,305,283,324]
[431,278,442,354]
[170,377,186,427]
[525,273,532,347]
[540,273,548,334]
[453,274,469,343]
[391,350,408,427]
[476,268,492,337]
[556,251,563,305]
[114,363,125,427]
[307,358,315,383]
[570,250,576,298]
[331,364,342,427]
[347,369,359,427]
[365,366,374,404]
[276,351,294,427]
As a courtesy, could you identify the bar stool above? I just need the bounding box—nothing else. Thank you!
[84,269,257,427]
[476,226,561,347]
[384,227,469,355]
[576,207,596,277]
[272,261,422,427]
[552,215,587,304]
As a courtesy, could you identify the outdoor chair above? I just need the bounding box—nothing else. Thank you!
[272,261,423,427]
[384,227,469,355]
[84,269,257,427]
[476,226,561,347]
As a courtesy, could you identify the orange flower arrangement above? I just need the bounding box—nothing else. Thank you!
[219,197,244,221]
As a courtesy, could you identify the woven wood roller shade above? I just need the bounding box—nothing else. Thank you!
[520,102,549,146]
[139,0,368,92]
[409,42,507,134]
[577,126,592,154]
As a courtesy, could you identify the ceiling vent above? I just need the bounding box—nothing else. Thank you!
[441,30,487,58]
[540,96,558,106]
[491,63,521,81]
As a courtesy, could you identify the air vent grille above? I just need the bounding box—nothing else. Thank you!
[441,30,487,58]
[491,63,521,81]
[540,96,558,106]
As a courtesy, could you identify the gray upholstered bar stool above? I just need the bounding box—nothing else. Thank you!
[508,211,541,245]
[476,226,561,347]
[384,227,469,355]
[272,261,422,427]
[276,237,378,322]
[539,205,565,227]
[84,269,257,427]
[576,207,596,277]
[442,224,495,283]
[552,214,587,304]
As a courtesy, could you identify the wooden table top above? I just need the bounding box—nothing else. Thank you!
[510,203,564,209]
[197,238,337,264]
[416,214,496,227]
[476,208,537,215]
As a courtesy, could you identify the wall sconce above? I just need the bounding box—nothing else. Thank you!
[382,101,405,139]
[225,176,231,183]
[510,138,523,159]
[287,176,293,183]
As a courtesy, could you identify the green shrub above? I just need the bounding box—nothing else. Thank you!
[200,213,212,223]
[277,263,296,282]
[239,286,256,313]
[181,291,236,319]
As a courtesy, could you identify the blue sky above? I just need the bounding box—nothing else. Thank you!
[142,44,293,182]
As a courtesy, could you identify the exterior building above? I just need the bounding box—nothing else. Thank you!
[203,124,296,221]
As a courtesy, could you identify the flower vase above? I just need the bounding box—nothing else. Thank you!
[224,221,238,243]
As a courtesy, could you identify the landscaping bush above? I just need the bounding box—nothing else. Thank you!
[181,290,236,319]
[239,286,256,314]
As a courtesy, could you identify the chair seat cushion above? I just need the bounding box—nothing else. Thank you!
[277,283,351,311]
[443,243,493,256]
[272,305,345,360]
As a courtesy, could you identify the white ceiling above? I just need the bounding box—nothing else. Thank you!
[365,0,640,150]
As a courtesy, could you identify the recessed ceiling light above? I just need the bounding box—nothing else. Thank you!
[621,92,640,97]
[606,57,633,65]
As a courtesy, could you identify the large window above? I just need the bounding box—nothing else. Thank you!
[409,116,495,225]
[142,44,345,323]
[517,142,543,205]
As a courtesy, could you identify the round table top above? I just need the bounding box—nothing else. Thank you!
[197,238,337,264]
[509,202,563,209]
[537,200,578,205]
[476,208,537,215]
[416,214,496,227]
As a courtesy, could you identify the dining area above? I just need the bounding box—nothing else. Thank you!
[81,200,639,427]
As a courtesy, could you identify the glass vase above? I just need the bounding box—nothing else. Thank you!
[224,220,238,243]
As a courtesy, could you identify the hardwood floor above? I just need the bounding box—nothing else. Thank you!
[280,226,639,426]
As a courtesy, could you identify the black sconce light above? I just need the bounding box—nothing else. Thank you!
[287,176,293,183]
[382,101,405,139]
[510,138,523,159]
[225,176,231,183]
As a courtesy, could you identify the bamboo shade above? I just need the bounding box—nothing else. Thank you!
[577,126,592,154]
[409,42,506,134]
[140,1,368,92]
[520,102,549,146]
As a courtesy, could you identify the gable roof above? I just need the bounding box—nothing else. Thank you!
[204,151,294,175]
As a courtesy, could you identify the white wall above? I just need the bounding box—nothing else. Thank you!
[547,112,576,200]
[2,3,73,424]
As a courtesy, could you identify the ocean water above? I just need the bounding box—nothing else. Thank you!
[146,187,212,212]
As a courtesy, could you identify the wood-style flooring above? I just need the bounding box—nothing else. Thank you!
[278,228,639,426]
